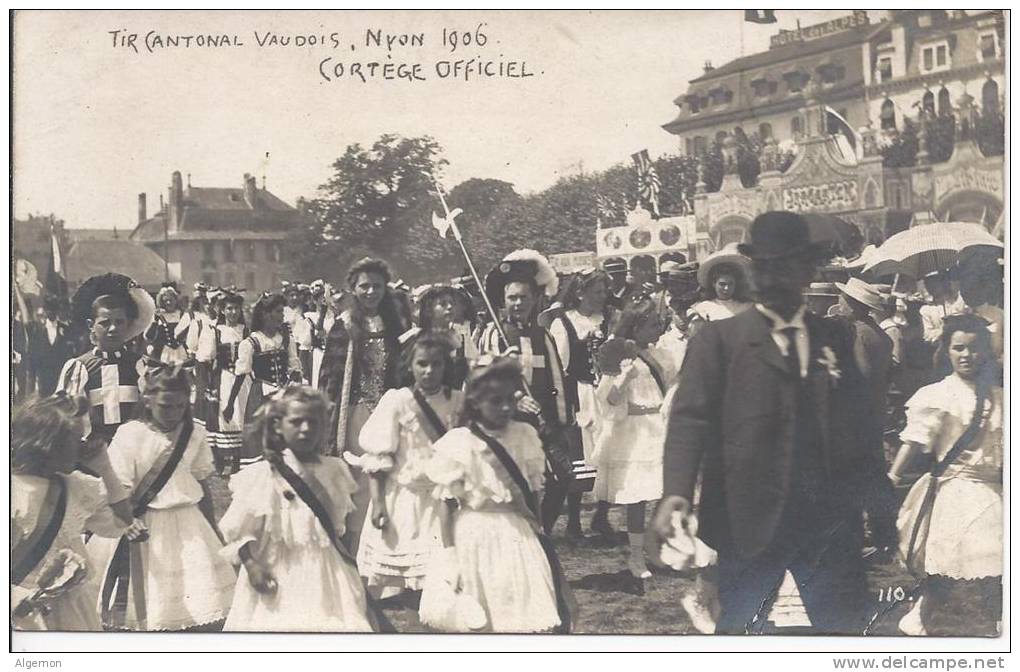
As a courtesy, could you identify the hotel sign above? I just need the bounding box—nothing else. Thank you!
[783,180,859,213]
[770,11,869,48]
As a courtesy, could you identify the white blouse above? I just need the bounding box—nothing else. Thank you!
[218,451,358,566]
[425,422,546,510]
[358,387,464,489]
[107,420,215,509]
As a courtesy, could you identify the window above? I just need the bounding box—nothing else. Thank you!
[751,78,774,98]
[245,272,256,290]
[938,87,952,116]
[982,79,1000,114]
[244,240,256,261]
[921,41,951,73]
[818,63,845,85]
[688,96,701,114]
[223,241,235,262]
[693,136,707,154]
[980,33,998,60]
[202,242,215,260]
[878,57,893,82]
[880,99,896,131]
[224,272,236,287]
[784,70,810,94]
[922,90,936,116]
[202,273,216,286]
[759,123,773,140]
[791,116,803,137]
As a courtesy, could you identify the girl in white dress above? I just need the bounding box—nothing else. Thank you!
[420,357,573,633]
[12,395,130,631]
[219,386,376,632]
[197,290,249,475]
[889,314,1002,636]
[86,364,236,631]
[594,301,675,579]
[357,333,463,596]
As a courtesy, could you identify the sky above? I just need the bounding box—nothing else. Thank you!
[13,9,853,230]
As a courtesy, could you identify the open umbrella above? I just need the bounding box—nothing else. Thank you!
[801,213,864,258]
[863,222,1003,279]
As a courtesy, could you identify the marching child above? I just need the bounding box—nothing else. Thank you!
[86,363,236,631]
[224,292,302,470]
[145,284,190,365]
[219,386,378,632]
[57,272,158,524]
[197,289,249,475]
[357,332,463,597]
[12,394,130,631]
[890,314,1003,636]
[419,357,574,633]
[594,299,674,579]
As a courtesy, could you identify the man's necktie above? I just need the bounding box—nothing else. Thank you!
[781,326,800,378]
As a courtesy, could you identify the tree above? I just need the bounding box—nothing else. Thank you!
[295,134,460,284]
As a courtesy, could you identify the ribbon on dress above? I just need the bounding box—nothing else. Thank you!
[101,418,194,629]
[12,476,68,586]
[467,422,576,633]
[410,387,450,443]
[268,454,395,632]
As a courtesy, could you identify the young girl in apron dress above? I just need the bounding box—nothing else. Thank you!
[197,290,249,475]
[225,293,301,469]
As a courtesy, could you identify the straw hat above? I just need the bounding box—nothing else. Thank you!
[835,277,887,313]
[697,243,750,290]
[803,282,840,297]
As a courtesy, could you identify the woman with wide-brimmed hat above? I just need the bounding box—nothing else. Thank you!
[691,243,753,322]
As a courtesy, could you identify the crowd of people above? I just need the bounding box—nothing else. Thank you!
[11,210,1003,636]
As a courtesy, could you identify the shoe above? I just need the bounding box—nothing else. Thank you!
[591,518,616,538]
[681,593,717,634]
[898,597,927,636]
[566,523,584,542]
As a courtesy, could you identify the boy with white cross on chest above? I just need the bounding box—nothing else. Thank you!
[477,250,577,536]
[57,273,156,523]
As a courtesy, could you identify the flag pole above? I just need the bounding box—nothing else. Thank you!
[430,174,513,353]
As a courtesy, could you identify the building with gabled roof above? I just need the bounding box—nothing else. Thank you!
[130,170,304,295]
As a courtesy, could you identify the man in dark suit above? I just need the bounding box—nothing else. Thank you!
[654,211,896,635]
[28,295,77,396]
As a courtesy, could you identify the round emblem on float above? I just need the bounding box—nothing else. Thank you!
[603,232,622,249]
[659,224,681,246]
[499,262,511,273]
[629,228,651,248]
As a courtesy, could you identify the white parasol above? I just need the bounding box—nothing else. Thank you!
[863,222,1003,279]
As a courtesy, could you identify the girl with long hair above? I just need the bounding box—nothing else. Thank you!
[319,257,409,553]
[12,394,130,630]
[225,292,302,470]
[890,314,1003,636]
[219,386,376,632]
[356,332,463,597]
[86,364,235,631]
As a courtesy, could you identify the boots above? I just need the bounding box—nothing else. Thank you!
[591,502,615,538]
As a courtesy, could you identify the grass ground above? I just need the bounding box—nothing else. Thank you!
[208,476,930,636]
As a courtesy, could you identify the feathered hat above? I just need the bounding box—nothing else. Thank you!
[70,273,156,342]
[484,249,559,309]
[156,282,180,306]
